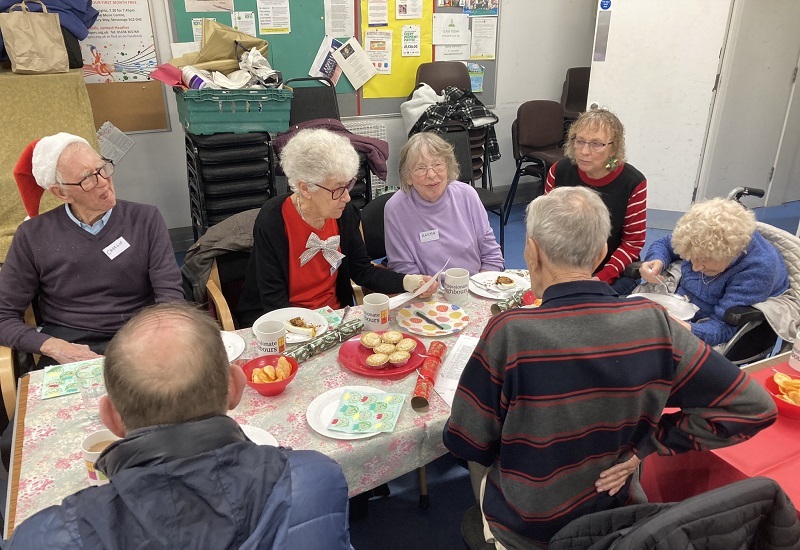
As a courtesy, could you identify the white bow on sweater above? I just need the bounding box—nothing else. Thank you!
[299,233,345,268]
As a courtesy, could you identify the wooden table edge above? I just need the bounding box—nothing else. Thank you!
[5,374,30,540]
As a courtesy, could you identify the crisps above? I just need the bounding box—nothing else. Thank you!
[251,360,291,384]
[773,372,800,405]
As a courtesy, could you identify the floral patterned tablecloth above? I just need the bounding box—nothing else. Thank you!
[10,279,531,527]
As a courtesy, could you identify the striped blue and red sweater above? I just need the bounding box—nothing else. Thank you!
[443,280,777,549]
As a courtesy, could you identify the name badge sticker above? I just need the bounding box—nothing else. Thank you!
[103,237,130,260]
[420,229,440,243]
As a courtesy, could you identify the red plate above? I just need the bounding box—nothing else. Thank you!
[338,332,427,378]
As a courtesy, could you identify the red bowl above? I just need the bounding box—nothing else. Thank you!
[241,355,298,396]
[764,376,800,421]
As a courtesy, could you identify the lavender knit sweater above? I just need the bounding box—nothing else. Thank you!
[384,181,504,276]
[0,201,183,354]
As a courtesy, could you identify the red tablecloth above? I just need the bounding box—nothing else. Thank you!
[641,361,800,512]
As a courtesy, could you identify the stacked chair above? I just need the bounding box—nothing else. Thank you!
[185,132,273,239]
[280,77,372,208]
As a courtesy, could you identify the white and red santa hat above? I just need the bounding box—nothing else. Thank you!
[14,132,90,218]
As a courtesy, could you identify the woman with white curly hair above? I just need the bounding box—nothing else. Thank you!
[640,198,788,346]
[237,129,435,326]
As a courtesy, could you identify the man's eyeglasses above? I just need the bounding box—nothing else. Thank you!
[316,178,357,200]
[60,159,115,191]
[411,161,447,177]
[572,138,613,152]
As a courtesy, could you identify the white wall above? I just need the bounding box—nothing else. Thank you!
[124,0,596,231]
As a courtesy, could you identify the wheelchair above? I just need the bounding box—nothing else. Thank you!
[627,187,796,366]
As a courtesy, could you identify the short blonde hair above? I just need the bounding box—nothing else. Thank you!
[564,108,627,164]
[671,198,756,263]
[398,132,459,193]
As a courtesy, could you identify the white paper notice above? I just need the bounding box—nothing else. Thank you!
[184,0,233,11]
[331,38,377,89]
[324,0,355,37]
[434,335,480,407]
[470,17,497,59]
[191,19,207,43]
[396,0,422,19]
[232,12,257,37]
[401,25,421,57]
[257,0,291,34]
[367,0,388,27]
[433,13,470,45]
[436,43,470,61]
[309,36,344,85]
[365,30,392,74]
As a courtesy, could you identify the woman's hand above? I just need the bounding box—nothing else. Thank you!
[639,260,664,284]
[402,275,438,298]
[595,455,641,496]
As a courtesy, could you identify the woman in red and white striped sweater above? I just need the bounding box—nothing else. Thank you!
[546,108,646,294]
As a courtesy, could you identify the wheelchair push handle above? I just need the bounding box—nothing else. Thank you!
[727,186,765,203]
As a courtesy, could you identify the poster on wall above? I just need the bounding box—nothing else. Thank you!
[82,0,158,83]
[184,0,233,11]
[464,0,498,17]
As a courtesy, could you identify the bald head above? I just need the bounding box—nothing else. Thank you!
[103,303,229,431]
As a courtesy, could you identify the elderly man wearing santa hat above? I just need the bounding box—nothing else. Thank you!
[0,132,184,368]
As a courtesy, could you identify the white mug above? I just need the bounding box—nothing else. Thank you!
[440,268,470,305]
[363,293,390,331]
[253,319,286,354]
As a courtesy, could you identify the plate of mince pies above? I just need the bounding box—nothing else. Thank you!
[338,330,427,378]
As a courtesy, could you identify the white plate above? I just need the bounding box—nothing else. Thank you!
[469,271,529,300]
[306,386,384,440]
[221,331,246,362]
[628,293,700,321]
[254,307,329,344]
[240,424,279,446]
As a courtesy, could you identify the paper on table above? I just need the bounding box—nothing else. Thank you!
[328,389,405,434]
[434,335,479,407]
[388,258,450,310]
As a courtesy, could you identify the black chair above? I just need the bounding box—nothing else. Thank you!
[560,66,591,122]
[283,76,340,124]
[430,122,508,254]
[506,100,566,225]
[415,61,495,190]
[359,191,395,260]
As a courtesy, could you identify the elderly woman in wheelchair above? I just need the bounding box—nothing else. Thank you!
[639,198,789,347]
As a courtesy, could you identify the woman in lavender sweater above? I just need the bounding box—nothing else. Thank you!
[384,132,504,276]
[640,198,788,346]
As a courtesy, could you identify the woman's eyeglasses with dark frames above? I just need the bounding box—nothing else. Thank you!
[316,178,357,200]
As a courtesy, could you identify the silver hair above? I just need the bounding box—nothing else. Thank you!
[525,186,611,269]
[398,132,459,193]
[54,141,98,188]
[279,128,360,193]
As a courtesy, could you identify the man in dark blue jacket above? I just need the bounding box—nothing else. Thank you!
[8,303,352,549]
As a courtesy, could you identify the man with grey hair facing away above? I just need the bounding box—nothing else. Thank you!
[444,186,777,549]
[9,303,352,549]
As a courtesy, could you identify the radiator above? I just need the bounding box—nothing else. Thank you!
[342,120,395,197]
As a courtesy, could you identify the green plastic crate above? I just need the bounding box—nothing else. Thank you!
[174,88,293,135]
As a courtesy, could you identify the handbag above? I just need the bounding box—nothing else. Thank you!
[0,0,68,74]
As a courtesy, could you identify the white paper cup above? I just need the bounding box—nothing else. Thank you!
[363,293,390,331]
[253,319,287,354]
[81,429,120,486]
[441,268,470,305]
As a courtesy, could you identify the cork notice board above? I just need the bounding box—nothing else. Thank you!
[86,80,169,132]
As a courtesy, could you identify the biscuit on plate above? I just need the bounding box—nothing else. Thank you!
[381,330,403,344]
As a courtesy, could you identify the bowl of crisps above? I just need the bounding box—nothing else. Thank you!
[242,355,298,396]
[764,371,800,420]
